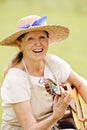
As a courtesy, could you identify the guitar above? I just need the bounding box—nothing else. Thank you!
[44,78,85,130]
[67,84,85,130]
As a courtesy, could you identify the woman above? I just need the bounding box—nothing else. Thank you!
[0,15,87,130]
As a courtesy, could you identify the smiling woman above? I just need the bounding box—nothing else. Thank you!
[16,30,49,76]
[0,15,87,130]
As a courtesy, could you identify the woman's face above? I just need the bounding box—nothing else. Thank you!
[17,30,49,62]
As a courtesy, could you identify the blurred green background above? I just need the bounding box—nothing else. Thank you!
[0,0,87,125]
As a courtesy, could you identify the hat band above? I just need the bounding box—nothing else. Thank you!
[20,16,47,29]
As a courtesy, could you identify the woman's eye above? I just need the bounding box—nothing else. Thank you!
[28,37,34,41]
[40,36,46,40]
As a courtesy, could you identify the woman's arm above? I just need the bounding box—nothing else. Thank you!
[13,91,72,130]
[67,69,87,103]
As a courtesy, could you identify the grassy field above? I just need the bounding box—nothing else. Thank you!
[0,0,87,126]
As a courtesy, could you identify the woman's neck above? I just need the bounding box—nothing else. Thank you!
[22,58,45,77]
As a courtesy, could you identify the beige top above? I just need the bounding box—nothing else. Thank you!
[1,54,70,129]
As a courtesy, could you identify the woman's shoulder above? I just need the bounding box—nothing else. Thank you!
[4,60,27,78]
[44,53,70,71]
[5,68,27,80]
[45,54,64,63]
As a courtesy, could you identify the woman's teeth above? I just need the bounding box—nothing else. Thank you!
[33,49,43,53]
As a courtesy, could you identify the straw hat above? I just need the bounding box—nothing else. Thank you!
[0,15,70,46]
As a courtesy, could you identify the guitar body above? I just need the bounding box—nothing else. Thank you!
[67,84,85,130]
[44,79,86,130]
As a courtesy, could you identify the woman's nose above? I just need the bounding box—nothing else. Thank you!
[35,39,41,46]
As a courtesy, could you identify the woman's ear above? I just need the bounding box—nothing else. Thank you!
[16,40,22,50]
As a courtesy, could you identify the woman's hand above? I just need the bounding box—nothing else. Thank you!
[52,90,72,120]
[79,117,87,122]
[79,117,87,130]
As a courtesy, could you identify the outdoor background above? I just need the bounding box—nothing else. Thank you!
[0,0,87,125]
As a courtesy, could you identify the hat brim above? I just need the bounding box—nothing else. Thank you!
[0,25,69,46]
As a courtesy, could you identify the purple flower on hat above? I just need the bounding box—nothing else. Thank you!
[20,16,47,29]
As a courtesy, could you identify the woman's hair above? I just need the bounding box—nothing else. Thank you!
[4,31,49,76]
[4,51,23,76]
[10,51,23,66]
[17,33,26,41]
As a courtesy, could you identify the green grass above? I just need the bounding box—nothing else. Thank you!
[0,0,87,125]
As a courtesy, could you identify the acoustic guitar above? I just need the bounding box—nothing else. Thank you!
[44,78,85,130]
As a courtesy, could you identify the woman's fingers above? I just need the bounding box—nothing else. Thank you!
[79,117,87,122]
[53,92,72,120]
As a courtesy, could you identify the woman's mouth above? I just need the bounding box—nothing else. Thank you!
[33,49,43,53]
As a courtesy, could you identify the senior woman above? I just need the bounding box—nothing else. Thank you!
[0,15,87,130]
